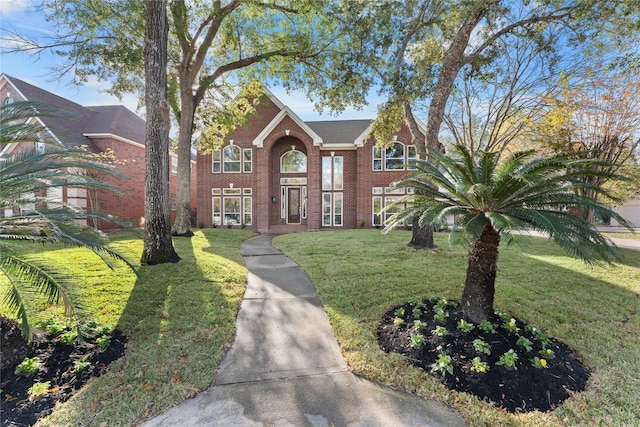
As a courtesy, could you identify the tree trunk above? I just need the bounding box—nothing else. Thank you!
[170,93,195,237]
[403,102,436,249]
[140,0,180,265]
[460,223,500,323]
[408,216,435,249]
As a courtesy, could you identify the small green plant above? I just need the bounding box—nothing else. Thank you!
[433,309,447,323]
[393,317,405,326]
[412,307,423,318]
[473,339,491,355]
[433,326,449,337]
[359,220,367,229]
[430,353,454,376]
[530,356,548,369]
[198,221,205,229]
[496,349,519,370]
[73,355,91,373]
[97,325,112,335]
[470,357,490,373]
[96,334,111,349]
[59,330,78,345]
[532,329,551,346]
[408,298,425,309]
[540,348,556,359]
[410,334,425,347]
[414,319,427,330]
[478,320,496,334]
[502,317,519,333]
[394,307,405,317]
[457,319,475,332]
[516,336,533,352]
[27,381,51,399]
[15,357,43,375]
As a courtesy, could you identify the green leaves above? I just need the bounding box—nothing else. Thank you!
[385,144,632,265]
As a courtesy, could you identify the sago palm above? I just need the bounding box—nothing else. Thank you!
[0,100,135,340]
[386,144,633,323]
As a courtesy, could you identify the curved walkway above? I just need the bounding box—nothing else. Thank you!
[142,234,466,426]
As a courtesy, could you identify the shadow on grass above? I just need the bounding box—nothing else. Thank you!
[41,229,253,426]
[275,230,640,426]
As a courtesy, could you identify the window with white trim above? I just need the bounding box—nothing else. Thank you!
[385,142,404,170]
[171,157,178,174]
[407,145,418,170]
[322,155,344,226]
[372,194,404,226]
[223,145,241,172]
[373,142,417,171]
[212,151,221,173]
[322,193,332,226]
[243,149,252,173]
[212,188,252,226]
[281,150,307,173]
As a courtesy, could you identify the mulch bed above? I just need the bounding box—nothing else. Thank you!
[377,298,591,413]
[1,318,126,427]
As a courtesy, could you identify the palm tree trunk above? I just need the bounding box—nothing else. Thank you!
[460,223,500,323]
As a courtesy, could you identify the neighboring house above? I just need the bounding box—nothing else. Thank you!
[196,90,425,233]
[0,74,196,229]
[612,194,640,228]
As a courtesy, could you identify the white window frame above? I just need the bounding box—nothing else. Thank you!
[280,150,307,173]
[212,150,221,173]
[223,145,241,173]
[243,148,252,173]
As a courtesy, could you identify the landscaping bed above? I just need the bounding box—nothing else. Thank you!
[377,298,590,413]
[1,317,126,426]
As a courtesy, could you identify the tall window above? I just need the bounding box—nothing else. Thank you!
[223,145,241,172]
[322,155,343,226]
[243,149,252,173]
[212,150,221,173]
[281,150,307,173]
[373,142,417,171]
[212,188,252,226]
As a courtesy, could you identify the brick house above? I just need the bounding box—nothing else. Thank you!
[196,90,425,233]
[0,74,196,229]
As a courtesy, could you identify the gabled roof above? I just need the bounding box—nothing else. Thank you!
[1,74,145,149]
[306,119,372,148]
[252,88,323,148]
[84,105,146,145]
[257,88,426,150]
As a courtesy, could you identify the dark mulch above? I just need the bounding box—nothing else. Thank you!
[1,318,127,427]
[377,298,591,413]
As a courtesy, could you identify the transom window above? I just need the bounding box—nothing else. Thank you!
[281,150,307,173]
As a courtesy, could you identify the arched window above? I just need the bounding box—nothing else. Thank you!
[223,145,241,172]
[281,150,307,173]
[3,97,14,105]
[385,142,404,170]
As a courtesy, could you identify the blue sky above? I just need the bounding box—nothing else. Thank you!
[0,0,381,121]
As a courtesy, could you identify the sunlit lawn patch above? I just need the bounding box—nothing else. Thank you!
[274,229,640,427]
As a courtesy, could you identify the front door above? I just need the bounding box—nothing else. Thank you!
[287,187,301,224]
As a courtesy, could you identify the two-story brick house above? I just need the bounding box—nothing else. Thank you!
[0,74,196,229]
[196,90,425,233]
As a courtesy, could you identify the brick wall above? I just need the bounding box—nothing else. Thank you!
[195,94,419,232]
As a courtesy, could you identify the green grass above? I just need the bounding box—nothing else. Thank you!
[1,229,255,426]
[602,232,640,240]
[273,230,640,427]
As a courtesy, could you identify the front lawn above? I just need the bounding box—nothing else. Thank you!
[1,229,254,426]
[274,230,640,427]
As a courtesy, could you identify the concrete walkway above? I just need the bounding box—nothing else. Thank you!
[142,235,466,427]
